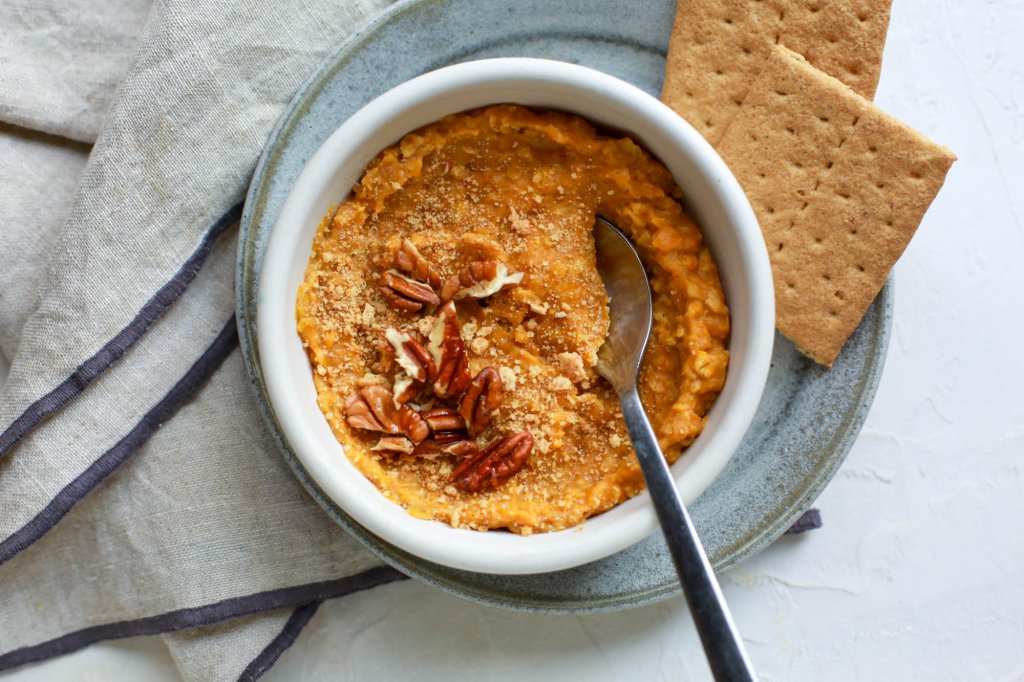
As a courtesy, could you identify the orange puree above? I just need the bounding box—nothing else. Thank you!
[296,105,729,534]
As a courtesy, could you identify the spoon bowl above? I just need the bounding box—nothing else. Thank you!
[593,218,653,391]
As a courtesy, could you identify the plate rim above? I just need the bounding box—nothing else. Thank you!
[235,0,894,613]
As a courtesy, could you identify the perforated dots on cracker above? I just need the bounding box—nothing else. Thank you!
[717,46,955,366]
[661,0,893,144]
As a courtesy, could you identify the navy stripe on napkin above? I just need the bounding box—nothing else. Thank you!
[0,567,407,672]
[784,508,823,534]
[0,201,242,458]
[0,316,238,565]
[238,601,323,681]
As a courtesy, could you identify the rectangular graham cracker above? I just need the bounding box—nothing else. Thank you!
[716,46,955,366]
[661,0,893,145]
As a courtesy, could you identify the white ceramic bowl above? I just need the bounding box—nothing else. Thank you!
[257,58,774,575]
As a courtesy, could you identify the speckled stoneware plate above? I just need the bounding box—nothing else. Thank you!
[236,0,893,613]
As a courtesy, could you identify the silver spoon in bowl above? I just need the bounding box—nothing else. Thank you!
[593,217,758,682]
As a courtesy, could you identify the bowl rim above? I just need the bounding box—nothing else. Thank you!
[255,57,775,575]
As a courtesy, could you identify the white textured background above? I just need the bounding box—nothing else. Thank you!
[3,0,1023,679]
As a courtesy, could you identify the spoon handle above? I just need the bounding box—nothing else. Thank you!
[618,388,758,682]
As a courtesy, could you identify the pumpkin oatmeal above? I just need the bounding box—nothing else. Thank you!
[296,104,729,534]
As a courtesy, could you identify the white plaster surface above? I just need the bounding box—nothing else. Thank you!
[3,0,1023,679]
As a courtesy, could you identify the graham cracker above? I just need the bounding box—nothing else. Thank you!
[716,46,955,366]
[661,0,893,144]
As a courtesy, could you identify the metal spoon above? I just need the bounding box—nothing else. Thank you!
[593,218,758,682]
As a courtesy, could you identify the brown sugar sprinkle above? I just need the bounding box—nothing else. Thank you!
[295,105,730,534]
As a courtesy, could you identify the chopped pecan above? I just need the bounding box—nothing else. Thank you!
[344,386,428,443]
[395,404,429,444]
[420,406,467,432]
[411,439,442,457]
[442,440,478,458]
[426,302,472,399]
[440,260,524,302]
[421,406,470,447]
[374,337,396,375]
[434,430,469,446]
[394,238,441,289]
[450,431,533,493]
[411,437,476,459]
[391,372,420,405]
[385,327,436,383]
[458,367,503,436]
[433,342,470,399]
[371,436,414,456]
[379,269,440,312]
[344,386,400,433]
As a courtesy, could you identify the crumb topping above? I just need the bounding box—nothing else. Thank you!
[296,105,729,533]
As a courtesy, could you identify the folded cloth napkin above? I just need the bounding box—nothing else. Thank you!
[0,0,405,679]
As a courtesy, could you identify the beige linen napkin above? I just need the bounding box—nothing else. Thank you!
[0,0,402,679]
[0,2,824,678]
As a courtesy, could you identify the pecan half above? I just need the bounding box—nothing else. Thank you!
[344,386,428,443]
[384,327,436,382]
[394,238,441,289]
[458,367,503,436]
[371,436,414,456]
[450,431,533,493]
[440,260,524,302]
[379,269,441,312]
[426,302,472,399]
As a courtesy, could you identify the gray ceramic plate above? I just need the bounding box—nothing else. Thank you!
[236,0,892,613]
